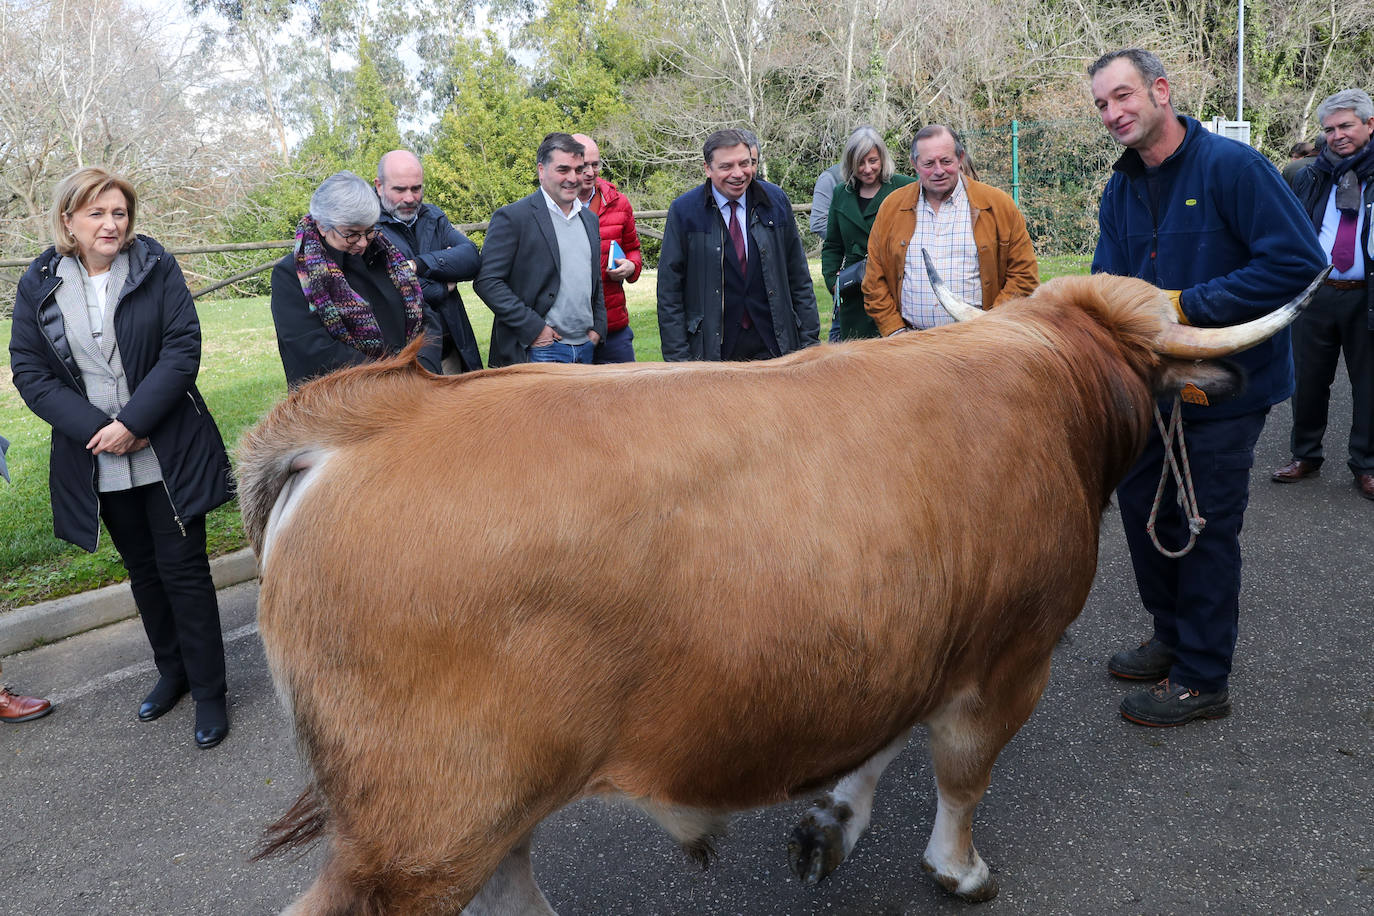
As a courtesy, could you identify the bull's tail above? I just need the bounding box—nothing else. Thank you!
[235,336,433,557]
[253,782,328,860]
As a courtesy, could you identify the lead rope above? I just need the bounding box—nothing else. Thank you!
[1146,395,1205,558]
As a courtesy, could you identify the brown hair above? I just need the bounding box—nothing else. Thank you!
[50,167,138,256]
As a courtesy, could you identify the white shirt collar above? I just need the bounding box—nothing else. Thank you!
[710,184,747,217]
[541,188,584,222]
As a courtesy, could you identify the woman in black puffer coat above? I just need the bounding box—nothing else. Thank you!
[9,167,234,750]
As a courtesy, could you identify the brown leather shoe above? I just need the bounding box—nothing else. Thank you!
[1272,458,1321,482]
[0,686,53,723]
[1357,473,1374,501]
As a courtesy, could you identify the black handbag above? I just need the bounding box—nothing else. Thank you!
[835,257,867,295]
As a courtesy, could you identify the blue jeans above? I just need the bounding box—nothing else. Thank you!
[529,339,595,364]
[594,326,636,364]
[1116,407,1269,692]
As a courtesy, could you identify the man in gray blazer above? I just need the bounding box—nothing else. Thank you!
[475,133,608,368]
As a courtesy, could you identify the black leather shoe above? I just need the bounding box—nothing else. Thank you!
[194,699,229,750]
[138,677,188,722]
[1107,638,1176,680]
[1120,679,1230,727]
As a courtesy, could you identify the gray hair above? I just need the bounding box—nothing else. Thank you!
[309,171,380,231]
[739,129,760,154]
[1316,89,1374,124]
[1088,48,1168,85]
[840,126,895,187]
[910,125,966,163]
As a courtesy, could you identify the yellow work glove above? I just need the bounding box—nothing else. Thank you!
[1166,289,1189,325]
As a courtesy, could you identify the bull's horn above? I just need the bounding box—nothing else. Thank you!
[1154,266,1332,359]
[922,248,984,321]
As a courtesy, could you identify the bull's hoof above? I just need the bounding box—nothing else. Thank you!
[920,854,998,903]
[787,798,853,886]
[682,833,719,871]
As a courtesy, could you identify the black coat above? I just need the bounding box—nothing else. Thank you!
[656,179,820,361]
[377,202,484,372]
[1291,155,1374,330]
[269,242,444,388]
[9,236,234,552]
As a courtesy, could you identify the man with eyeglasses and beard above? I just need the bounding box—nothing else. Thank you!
[374,150,485,374]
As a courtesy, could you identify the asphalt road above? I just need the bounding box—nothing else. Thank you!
[2,391,1371,915]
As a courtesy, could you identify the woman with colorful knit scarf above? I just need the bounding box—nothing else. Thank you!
[270,171,442,388]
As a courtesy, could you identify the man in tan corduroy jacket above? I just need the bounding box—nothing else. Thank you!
[863,125,1039,334]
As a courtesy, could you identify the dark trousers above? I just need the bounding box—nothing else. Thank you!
[727,322,774,361]
[1290,286,1374,474]
[593,325,636,364]
[100,484,226,702]
[1116,408,1268,693]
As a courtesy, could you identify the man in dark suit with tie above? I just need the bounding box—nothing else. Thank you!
[1273,88,1374,501]
[657,128,820,361]
[474,132,607,368]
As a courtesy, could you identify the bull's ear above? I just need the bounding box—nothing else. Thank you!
[1155,359,1247,407]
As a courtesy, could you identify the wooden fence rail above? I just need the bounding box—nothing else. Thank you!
[0,204,811,300]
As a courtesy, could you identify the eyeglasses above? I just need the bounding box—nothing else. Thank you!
[335,227,381,244]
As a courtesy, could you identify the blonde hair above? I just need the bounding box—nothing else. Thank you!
[51,167,138,256]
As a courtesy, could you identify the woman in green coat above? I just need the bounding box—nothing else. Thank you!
[821,127,916,340]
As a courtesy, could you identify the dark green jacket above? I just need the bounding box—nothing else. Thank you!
[820,174,916,339]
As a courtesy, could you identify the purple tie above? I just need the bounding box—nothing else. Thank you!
[728,200,747,268]
[1331,209,1357,272]
[728,201,752,329]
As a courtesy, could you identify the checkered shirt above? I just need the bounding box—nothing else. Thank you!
[899,178,981,329]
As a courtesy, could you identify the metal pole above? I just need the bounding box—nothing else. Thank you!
[1237,0,1245,121]
[1011,120,1020,206]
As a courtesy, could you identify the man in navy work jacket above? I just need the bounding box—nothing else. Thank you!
[1088,48,1325,727]
[657,128,820,361]
[375,150,484,373]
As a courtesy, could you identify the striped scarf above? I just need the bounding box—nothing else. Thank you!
[293,214,424,359]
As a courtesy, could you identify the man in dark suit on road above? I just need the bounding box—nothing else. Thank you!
[474,133,607,368]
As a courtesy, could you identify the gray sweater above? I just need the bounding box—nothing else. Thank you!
[545,211,594,344]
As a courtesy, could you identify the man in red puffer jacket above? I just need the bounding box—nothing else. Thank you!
[574,134,643,362]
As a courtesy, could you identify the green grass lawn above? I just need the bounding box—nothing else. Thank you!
[0,255,1088,611]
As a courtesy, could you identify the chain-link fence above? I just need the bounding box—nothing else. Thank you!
[963,118,1122,258]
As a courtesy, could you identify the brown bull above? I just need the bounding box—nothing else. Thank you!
[239,267,1319,914]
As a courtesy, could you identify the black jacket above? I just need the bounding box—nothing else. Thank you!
[377,202,484,371]
[1291,154,1374,330]
[657,179,820,361]
[269,241,444,388]
[9,236,234,551]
